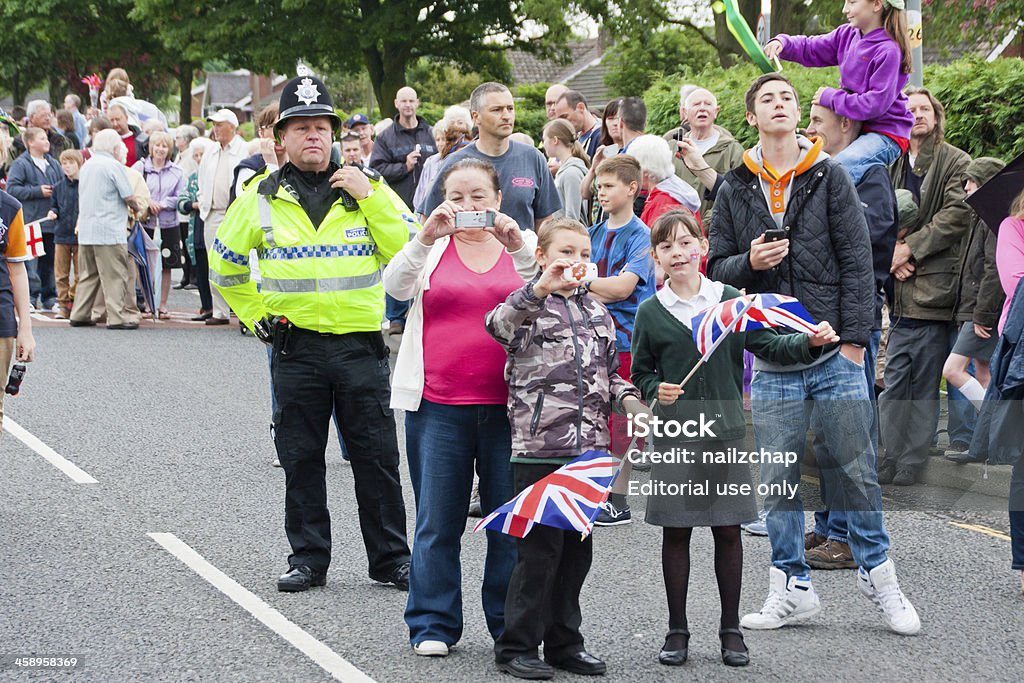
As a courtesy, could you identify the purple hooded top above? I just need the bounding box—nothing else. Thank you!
[778,24,913,144]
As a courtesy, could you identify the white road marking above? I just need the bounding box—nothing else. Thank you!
[148,533,375,683]
[2,416,98,484]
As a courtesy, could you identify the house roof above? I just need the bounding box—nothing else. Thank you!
[205,71,252,108]
[507,38,610,107]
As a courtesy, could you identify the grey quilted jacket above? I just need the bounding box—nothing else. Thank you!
[707,157,874,347]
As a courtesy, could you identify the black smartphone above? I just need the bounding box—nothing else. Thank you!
[764,228,788,243]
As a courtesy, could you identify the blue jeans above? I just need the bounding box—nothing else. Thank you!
[815,331,881,542]
[266,345,347,457]
[386,294,410,326]
[404,399,516,646]
[833,132,901,185]
[752,351,890,577]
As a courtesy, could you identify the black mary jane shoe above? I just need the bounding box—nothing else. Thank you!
[658,628,689,666]
[719,628,750,667]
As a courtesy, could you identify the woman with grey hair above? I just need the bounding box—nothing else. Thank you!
[627,134,701,230]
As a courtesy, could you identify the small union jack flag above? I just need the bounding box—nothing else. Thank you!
[473,451,620,538]
[691,293,817,360]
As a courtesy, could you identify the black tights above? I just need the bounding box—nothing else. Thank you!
[662,525,744,651]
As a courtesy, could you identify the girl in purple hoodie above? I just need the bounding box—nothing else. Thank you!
[765,0,913,184]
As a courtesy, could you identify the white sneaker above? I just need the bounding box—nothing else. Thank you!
[741,566,821,629]
[412,640,449,657]
[741,509,768,536]
[857,559,920,635]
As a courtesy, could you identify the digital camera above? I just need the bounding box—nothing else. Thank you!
[455,210,496,229]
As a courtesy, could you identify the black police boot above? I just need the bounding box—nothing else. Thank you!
[277,565,326,592]
[496,655,555,680]
[370,561,410,591]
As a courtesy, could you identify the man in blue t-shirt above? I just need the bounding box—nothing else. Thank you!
[419,82,562,232]
[586,155,656,527]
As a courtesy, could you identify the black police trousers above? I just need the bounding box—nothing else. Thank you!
[271,328,410,576]
[494,463,592,664]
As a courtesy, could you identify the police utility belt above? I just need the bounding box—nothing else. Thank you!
[254,316,387,359]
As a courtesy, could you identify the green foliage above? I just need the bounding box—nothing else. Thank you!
[237,121,255,141]
[603,28,718,96]
[514,83,550,110]
[514,106,548,142]
[643,57,1024,159]
[416,102,447,127]
[406,60,485,106]
[923,57,1024,160]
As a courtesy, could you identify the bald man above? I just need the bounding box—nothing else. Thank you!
[369,85,437,334]
[544,83,568,120]
[369,86,436,209]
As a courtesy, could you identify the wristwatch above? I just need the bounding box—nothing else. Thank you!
[357,187,375,201]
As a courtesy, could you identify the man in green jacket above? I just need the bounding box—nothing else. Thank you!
[878,87,971,486]
[662,87,744,227]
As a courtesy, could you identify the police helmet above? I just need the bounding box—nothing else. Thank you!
[275,74,342,133]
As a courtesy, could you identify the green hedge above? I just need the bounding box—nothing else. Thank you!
[643,57,1024,160]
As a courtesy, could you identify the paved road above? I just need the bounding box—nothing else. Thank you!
[3,290,1022,682]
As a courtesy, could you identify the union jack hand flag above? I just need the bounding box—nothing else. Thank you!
[691,293,818,360]
[473,450,620,539]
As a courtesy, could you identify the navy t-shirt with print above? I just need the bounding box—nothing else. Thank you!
[589,215,656,352]
[419,141,563,231]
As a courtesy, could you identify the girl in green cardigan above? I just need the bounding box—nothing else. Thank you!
[630,210,837,669]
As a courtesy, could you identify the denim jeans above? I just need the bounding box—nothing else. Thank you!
[752,350,890,577]
[833,132,902,185]
[404,399,517,646]
[386,294,410,326]
[814,331,880,542]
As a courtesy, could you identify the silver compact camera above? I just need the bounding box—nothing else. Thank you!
[455,210,496,229]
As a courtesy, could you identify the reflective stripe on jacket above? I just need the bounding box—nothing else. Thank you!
[208,169,419,334]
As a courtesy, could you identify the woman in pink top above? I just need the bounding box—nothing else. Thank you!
[996,195,1024,335]
[383,158,538,657]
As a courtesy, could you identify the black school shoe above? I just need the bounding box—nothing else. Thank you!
[497,656,554,680]
[545,650,607,676]
[277,565,327,592]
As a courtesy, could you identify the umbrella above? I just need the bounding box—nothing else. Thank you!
[966,149,1024,235]
[127,222,159,320]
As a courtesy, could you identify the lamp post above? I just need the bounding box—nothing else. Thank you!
[908,0,924,86]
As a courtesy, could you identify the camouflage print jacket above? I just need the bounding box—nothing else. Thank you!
[485,281,641,464]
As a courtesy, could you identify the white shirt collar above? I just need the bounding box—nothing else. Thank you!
[656,274,724,327]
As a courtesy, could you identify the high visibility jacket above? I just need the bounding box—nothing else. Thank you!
[209,167,418,334]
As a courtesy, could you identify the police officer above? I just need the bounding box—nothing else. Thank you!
[209,75,415,593]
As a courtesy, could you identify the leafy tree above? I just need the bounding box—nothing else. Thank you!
[0,0,178,110]
[602,27,717,95]
[131,0,580,119]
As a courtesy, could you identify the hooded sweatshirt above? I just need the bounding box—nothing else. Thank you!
[778,24,913,149]
[554,156,588,222]
[742,135,826,229]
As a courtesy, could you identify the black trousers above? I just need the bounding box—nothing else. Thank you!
[494,463,592,663]
[271,328,410,576]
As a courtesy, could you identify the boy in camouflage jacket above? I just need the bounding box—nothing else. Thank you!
[486,218,641,679]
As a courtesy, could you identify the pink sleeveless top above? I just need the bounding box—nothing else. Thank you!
[422,239,522,405]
